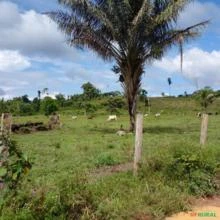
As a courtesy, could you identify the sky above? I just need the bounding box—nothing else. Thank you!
[0,0,220,99]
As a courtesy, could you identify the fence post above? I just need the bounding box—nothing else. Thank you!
[0,113,4,135]
[200,113,209,146]
[133,113,143,176]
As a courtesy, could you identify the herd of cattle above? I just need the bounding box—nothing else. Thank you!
[1,110,218,135]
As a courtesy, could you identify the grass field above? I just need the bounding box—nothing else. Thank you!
[1,98,220,219]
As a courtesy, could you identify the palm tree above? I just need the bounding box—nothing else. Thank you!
[48,0,208,131]
[167,77,172,96]
[194,87,216,113]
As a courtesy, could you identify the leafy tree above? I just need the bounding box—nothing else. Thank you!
[0,99,8,114]
[32,97,41,112]
[19,103,34,116]
[83,103,97,118]
[48,1,208,131]
[81,82,100,100]
[193,87,215,112]
[21,95,31,103]
[55,93,66,107]
[41,97,58,116]
[139,89,148,102]
[105,97,125,114]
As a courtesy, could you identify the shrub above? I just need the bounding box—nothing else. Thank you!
[166,148,218,196]
[95,154,119,167]
[104,97,125,114]
[19,103,34,116]
[41,97,58,116]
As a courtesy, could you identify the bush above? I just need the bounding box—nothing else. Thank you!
[41,97,58,116]
[140,144,219,197]
[104,97,125,114]
[19,103,34,116]
[166,150,218,196]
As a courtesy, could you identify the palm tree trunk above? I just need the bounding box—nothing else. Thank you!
[128,95,137,132]
[125,80,139,132]
[121,60,143,132]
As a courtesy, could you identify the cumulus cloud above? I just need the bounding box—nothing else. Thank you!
[0,1,75,60]
[0,50,30,72]
[178,1,220,32]
[154,48,220,89]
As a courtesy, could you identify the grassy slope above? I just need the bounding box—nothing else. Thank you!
[1,97,220,219]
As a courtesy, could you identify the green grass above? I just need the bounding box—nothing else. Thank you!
[1,99,220,219]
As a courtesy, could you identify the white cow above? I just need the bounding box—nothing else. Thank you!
[144,114,149,117]
[107,115,117,121]
[155,113,161,117]
[72,116,78,120]
[116,130,126,136]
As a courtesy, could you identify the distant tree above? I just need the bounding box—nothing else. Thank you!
[194,87,215,112]
[139,89,148,102]
[55,94,66,107]
[21,95,31,103]
[32,97,41,112]
[105,97,125,114]
[161,92,165,97]
[19,103,34,116]
[83,103,97,118]
[184,91,188,97]
[81,82,100,100]
[37,90,41,100]
[42,88,49,96]
[0,99,8,114]
[42,97,58,116]
[167,77,172,96]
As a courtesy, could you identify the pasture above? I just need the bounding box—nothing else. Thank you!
[1,98,220,219]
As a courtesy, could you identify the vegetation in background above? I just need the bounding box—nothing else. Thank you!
[41,97,59,116]
[193,87,217,112]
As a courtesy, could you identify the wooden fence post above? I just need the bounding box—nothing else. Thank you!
[133,113,143,176]
[200,113,209,146]
[0,113,4,135]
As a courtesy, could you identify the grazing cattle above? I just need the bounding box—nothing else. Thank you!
[155,113,161,117]
[72,116,77,120]
[144,114,149,117]
[107,115,117,121]
[116,130,126,136]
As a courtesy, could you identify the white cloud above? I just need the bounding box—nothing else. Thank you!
[178,1,220,32]
[154,48,220,89]
[0,1,75,60]
[0,50,30,71]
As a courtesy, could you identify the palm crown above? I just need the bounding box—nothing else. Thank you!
[48,0,208,131]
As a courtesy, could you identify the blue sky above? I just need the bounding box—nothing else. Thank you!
[0,0,220,99]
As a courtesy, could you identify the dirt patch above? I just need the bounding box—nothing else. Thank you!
[166,196,220,220]
[12,122,48,134]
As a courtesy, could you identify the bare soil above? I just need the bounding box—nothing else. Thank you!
[166,196,220,220]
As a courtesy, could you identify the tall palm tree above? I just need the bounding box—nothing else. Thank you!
[167,77,172,96]
[48,0,208,131]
